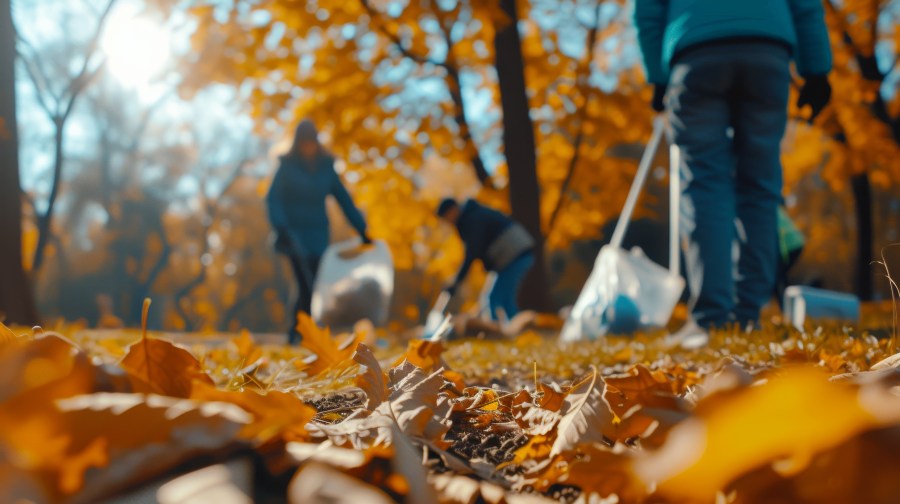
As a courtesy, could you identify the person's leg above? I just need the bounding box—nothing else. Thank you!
[667,48,739,329]
[295,255,322,315]
[732,46,791,325]
[489,253,535,321]
[286,254,308,343]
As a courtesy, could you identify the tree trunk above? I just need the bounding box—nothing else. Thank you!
[32,118,65,272]
[494,0,551,311]
[851,173,873,300]
[0,0,39,325]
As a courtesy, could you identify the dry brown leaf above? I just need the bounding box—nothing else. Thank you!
[190,382,315,443]
[297,312,363,376]
[389,423,439,504]
[121,336,214,398]
[121,300,213,398]
[392,339,447,373]
[0,392,248,503]
[535,382,565,411]
[551,369,616,457]
[634,366,900,502]
[286,442,368,469]
[502,435,554,469]
[871,352,900,371]
[0,333,88,403]
[529,446,642,502]
[0,322,19,347]
[353,343,388,411]
[383,360,452,443]
[603,365,686,418]
[288,462,394,504]
[230,330,263,368]
[429,473,522,504]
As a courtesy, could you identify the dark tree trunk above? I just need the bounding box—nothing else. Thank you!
[0,0,39,325]
[851,173,873,300]
[494,0,551,311]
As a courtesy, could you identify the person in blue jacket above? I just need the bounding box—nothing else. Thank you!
[437,198,535,322]
[267,120,371,343]
[633,0,833,344]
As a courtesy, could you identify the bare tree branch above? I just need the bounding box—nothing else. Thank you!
[360,0,449,68]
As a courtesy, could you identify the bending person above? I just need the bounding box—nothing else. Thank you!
[437,198,535,322]
[267,120,371,343]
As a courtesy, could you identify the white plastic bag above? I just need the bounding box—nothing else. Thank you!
[560,116,684,341]
[559,246,684,341]
[312,239,394,329]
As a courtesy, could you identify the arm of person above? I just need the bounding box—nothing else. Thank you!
[266,165,289,232]
[633,0,669,85]
[787,0,833,77]
[329,164,369,240]
[448,246,477,296]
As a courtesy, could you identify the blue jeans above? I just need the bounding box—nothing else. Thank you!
[667,42,790,328]
[489,252,535,321]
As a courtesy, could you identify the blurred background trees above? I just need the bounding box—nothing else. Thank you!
[5,0,899,331]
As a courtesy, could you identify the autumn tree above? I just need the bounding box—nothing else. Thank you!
[0,0,38,325]
[14,0,117,273]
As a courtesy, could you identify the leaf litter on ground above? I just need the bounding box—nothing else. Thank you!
[1,302,900,503]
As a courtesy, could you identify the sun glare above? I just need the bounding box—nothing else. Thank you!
[101,13,170,93]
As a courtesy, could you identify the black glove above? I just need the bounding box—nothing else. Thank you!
[361,234,373,245]
[797,75,831,122]
[651,84,667,112]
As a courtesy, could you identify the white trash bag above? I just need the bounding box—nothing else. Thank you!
[560,116,684,341]
[560,246,684,341]
[312,238,394,329]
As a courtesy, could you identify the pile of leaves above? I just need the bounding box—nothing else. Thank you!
[3,302,900,503]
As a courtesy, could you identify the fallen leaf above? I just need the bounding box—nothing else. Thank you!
[634,366,900,502]
[121,337,213,398]
[392,339,447,373]
[354,344,388,411]
[551,369,616,456]
[191,382,315,443]
[288,462,393,504]
[297,313,363,376]
[120,300,213,398]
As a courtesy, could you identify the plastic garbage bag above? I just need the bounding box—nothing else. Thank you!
[312,239,394,329]
[560,245,684,341]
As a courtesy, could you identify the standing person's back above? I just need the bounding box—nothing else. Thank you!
[634,0,832,344]
[266,120,371,343]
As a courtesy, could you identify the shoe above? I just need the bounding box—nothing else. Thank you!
[662,319,710,350]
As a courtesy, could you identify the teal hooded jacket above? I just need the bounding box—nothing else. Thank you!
[266,154,367,258]
[633,0,833,85]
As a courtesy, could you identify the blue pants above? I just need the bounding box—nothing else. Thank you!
[667,42,790,328]
[489,252,535,321]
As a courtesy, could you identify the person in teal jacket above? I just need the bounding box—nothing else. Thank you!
[267,120,371,343]
[634,0,832,344]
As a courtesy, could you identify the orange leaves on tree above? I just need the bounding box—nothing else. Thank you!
[297,312,363,376]
[120,299,213,398]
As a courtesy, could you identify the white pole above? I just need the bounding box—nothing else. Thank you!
[669,143,681,276]
[609,115,665,250]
